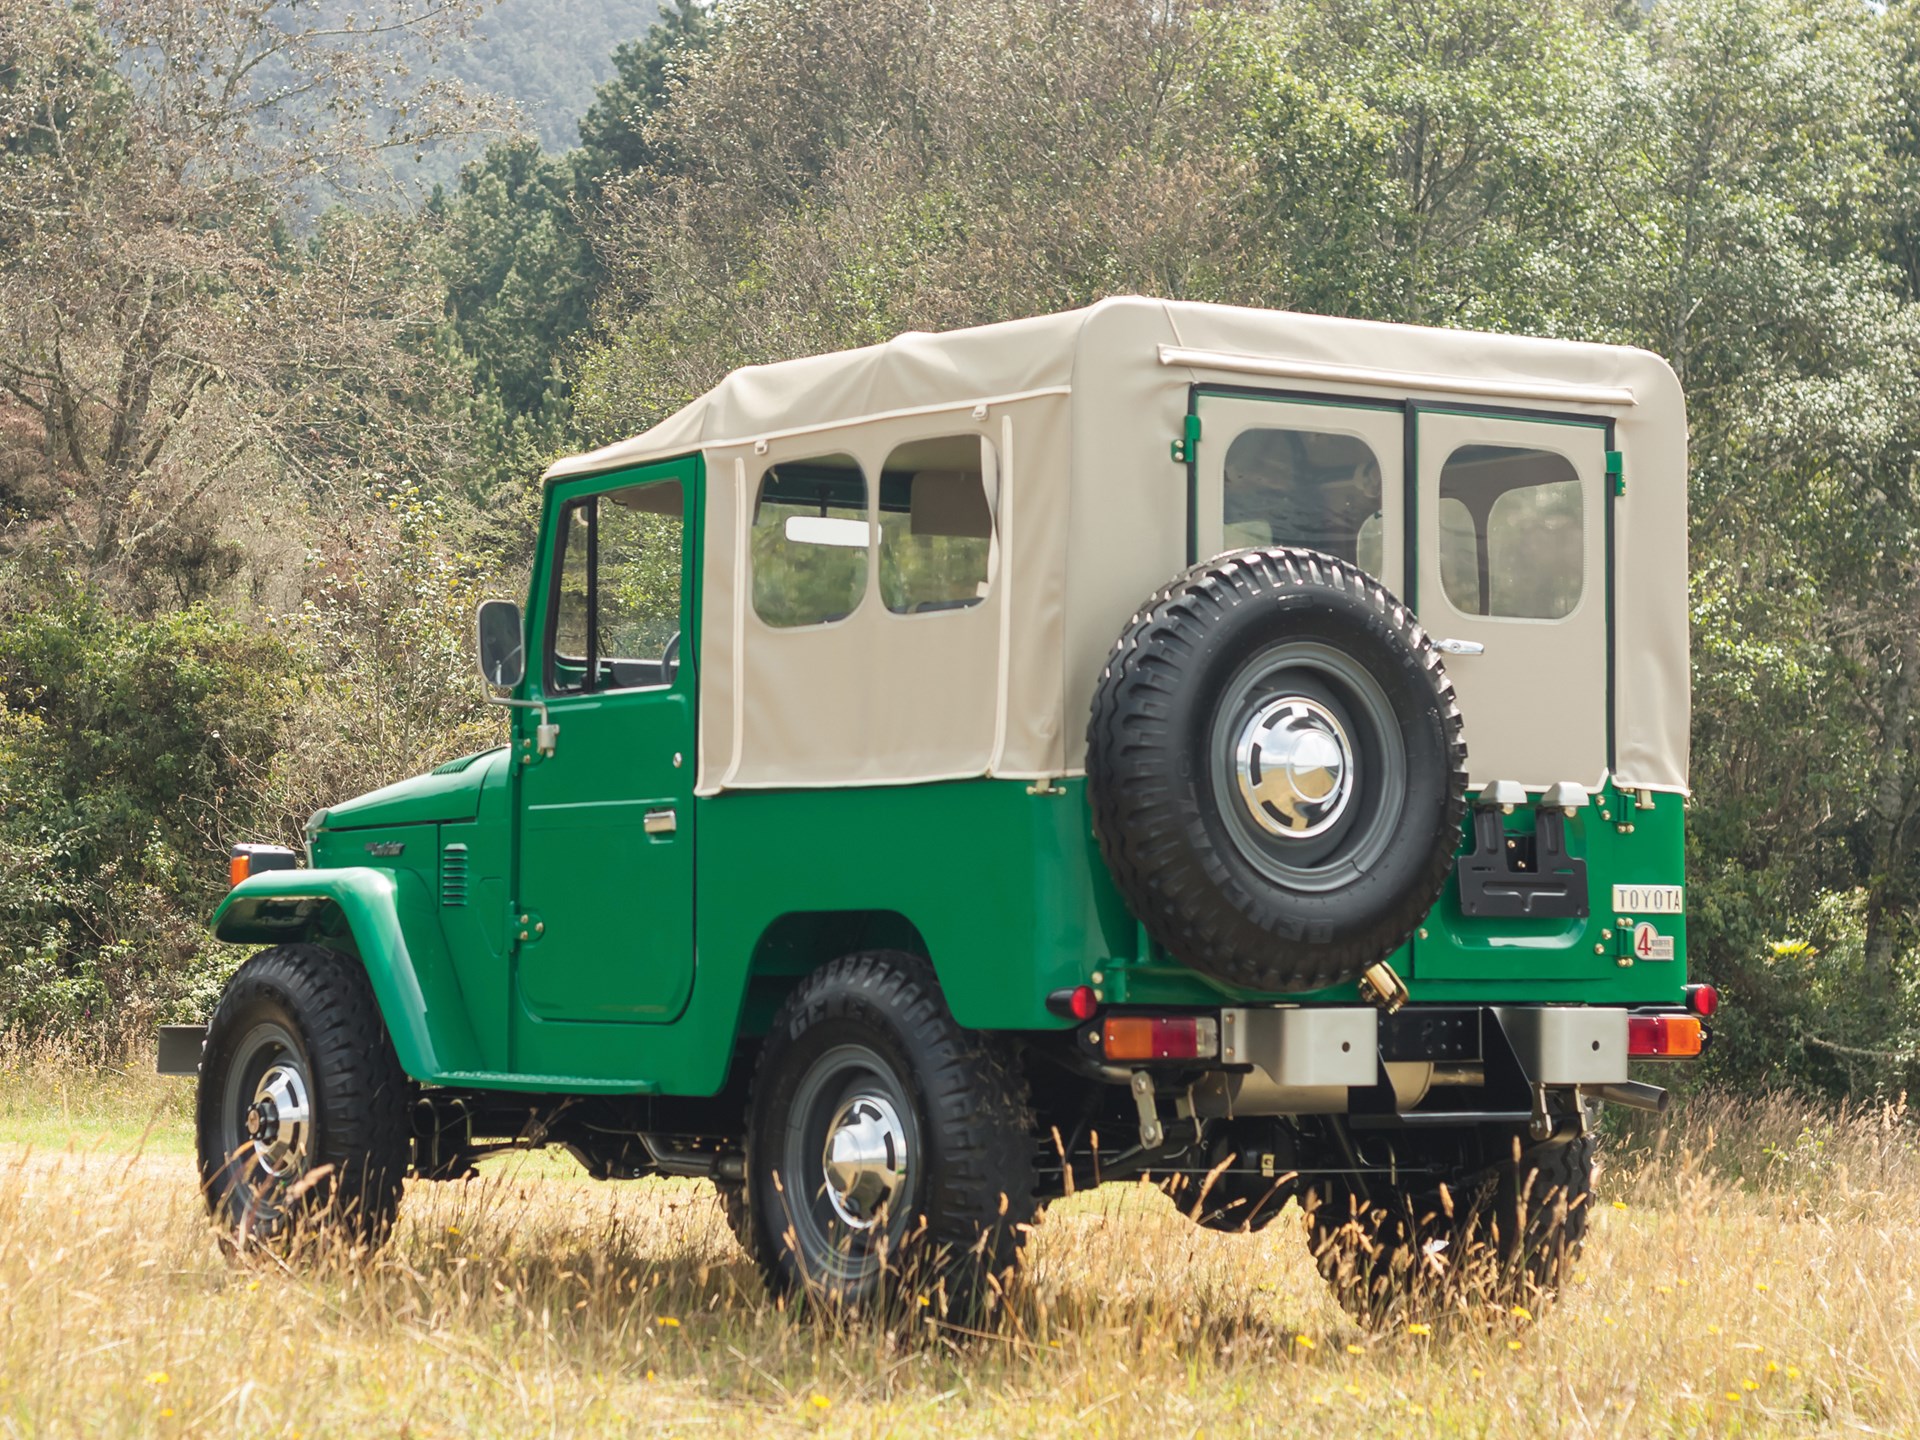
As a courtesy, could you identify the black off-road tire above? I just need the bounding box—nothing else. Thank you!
[715,1179,755,1255]
[196,943,413,1248]
[1306,1127,1597,1325]
[740,952,1038,1317]
[1088,546,1468,994]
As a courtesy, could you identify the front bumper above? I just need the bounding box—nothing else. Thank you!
[156,1025,207,1075]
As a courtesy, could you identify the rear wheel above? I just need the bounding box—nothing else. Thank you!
[196,944,412,1247]
[738,952,1037,1316]
[1306,1126,1596,1325]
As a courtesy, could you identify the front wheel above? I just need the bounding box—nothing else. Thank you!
[196,944,413,1247]
[739,952,1037,1316]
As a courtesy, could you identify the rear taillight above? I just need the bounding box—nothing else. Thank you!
[1629,1013,1703,1057]
[1685,983,1719,1018]
[1046,985,1100,1021]
[1101,1014,1219,1062]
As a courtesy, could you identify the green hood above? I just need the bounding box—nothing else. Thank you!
[314,747,508,830]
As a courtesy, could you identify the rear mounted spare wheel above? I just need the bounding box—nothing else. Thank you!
[1087,547,1468,994]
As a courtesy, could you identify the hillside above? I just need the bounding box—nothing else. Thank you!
[448,0,662,153]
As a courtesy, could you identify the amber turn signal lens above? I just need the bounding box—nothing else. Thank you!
[228,853,251,888]
[1628,1013,1703,1057]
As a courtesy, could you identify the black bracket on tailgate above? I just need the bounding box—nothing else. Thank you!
[1456,796,1588,919]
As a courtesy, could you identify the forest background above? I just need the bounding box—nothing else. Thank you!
[4,0,1918,1100]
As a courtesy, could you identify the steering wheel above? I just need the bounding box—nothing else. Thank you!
[663,630,682,679]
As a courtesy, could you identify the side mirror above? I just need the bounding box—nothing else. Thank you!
[476,599,525,688]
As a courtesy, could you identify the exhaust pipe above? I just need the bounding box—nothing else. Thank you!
[1586,1080,1669,1114]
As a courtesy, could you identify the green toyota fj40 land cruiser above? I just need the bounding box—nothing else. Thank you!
[164,297,1711,1320]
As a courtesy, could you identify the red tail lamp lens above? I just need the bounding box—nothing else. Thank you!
[1046,986,1100,1021]
[1628,1014,1703,1057]
[1686,984,1719,1018]
[1102,1015,1219,1062]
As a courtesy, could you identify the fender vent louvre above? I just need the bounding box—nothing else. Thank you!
[441,843,469,907]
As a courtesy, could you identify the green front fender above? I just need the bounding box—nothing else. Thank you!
[210,867,486,1083]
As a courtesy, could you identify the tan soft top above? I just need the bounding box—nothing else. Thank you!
[546,297,1688,797]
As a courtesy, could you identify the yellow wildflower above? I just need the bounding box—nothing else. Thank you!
[1294,1334,1316,1350]
[810,1395,831,1411]
[145,1373,169,1386]
[1407,1322,1432,1336]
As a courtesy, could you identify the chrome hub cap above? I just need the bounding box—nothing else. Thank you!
[820,1093,909,1229]
[245,1062,312,1179]
[1235,696,1355,838]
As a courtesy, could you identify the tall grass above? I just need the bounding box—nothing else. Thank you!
[0,1063,1914,1437]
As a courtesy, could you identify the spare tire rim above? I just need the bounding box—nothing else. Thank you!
[1235,696,1354,838]
[1209,640,1408,893]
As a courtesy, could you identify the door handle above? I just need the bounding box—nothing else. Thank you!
[1434,638,1486,656]
[644,808,677,836]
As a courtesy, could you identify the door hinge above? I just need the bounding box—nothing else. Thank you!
[1170,413,1201,465]
[512,907,544,945]
[1605,449,1624,496]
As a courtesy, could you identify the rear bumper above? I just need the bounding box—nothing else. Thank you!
[156,1024,207,1076]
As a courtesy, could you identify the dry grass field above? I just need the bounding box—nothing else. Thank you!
[1,1058,1915,1438]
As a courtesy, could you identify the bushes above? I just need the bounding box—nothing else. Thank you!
[0,543,505,1049]
[0,576,302,1044]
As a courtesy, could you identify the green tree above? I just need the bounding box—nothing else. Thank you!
[577,0,717,184]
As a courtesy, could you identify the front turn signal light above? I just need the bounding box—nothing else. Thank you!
[1628,1013,1703,1058]
[228,843,299,888]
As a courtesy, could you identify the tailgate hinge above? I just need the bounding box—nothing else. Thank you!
[1171,412,1201,465]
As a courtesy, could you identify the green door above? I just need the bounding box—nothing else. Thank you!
[515,469,695,1023]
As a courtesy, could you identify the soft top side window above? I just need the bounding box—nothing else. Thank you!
[751,453,870,629]
[877,434,998,615]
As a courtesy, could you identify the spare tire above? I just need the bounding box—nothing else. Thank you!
[1087,547,1467,994]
